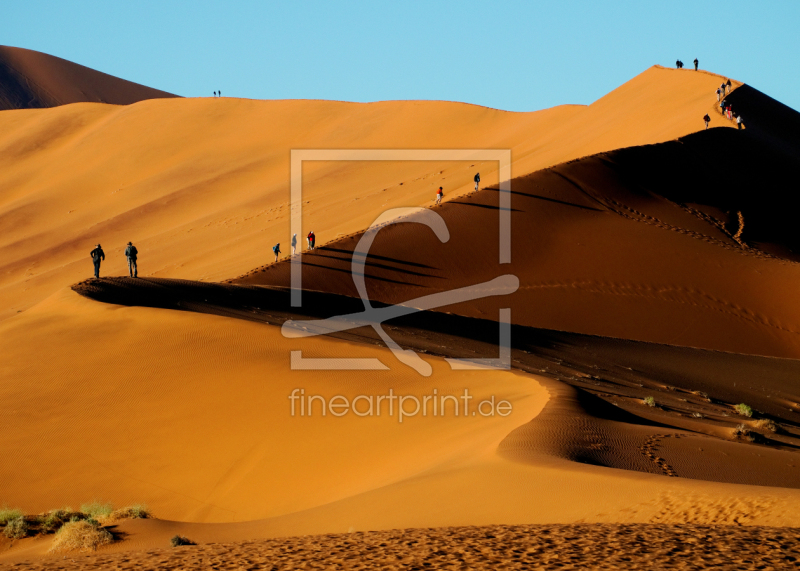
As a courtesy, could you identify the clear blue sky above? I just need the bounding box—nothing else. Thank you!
[3,0,799,112]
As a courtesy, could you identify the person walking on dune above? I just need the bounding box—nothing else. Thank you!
[694,58,699,71]
[716,88,721,101]
[307,230,316,250]
[291,233,297,255]
[90,244,105,279]
[737,115,743,130]
[273,243,281,262]
[726,79,732,94]
[125,241,138,278]
[214,91,217,97]
[474,172,480,191]
[435,186,443,204]
[720,99,726,115]
[703,114,710,129]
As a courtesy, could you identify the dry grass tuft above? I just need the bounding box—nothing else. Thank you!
[171,534,194,547]
[643,396,656,407]
[734,403,753,417]
[753,419,779,433]
[0,506,24,526]
[2,516,29,539]
[80,501,113,520]
[109,504,150,521]
[733,424,758,443]
[49,520,113,553]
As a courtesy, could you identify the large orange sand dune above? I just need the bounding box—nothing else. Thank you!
[0,66,735,323]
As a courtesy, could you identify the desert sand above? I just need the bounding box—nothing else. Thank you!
[1,54,799,569]
[7,525,800,570]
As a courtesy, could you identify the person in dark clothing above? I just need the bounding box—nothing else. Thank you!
[219,90,222,97]
[694,58,699,71]
[737,115,743,129]
[703,114,710,129]
[125,241,138,277]
[273,243,281,262]
[307,231,316,250]
[474,172,480,191]
[90,244,105,278]
[676,60,683,69]
[720,99,726,115]
[726,79,732,93]
[214,91,217,97]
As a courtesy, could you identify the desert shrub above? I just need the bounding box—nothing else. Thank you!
[80,501,113,520]
[0,506,24,526]
[40,509,72,533]
[643,396,656,407]
[734,403,753,417]
[3,516,29,539]
[170,535,193,547]
[733,424,757,442]
[754,419,778,433]
[692,412,704,418]
[49,520,113,553]
[110,504,149,520]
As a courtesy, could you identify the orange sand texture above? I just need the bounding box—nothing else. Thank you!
[1,46,799,568]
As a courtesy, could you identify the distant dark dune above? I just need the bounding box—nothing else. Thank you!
[0,45,178,110]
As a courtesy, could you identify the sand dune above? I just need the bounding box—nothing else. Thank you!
[239,117,800,359]
[0,65,734,323]
[0,46,177,111]
[0,288,547,523]
[4,58,800,566]
[69,276,800,490]
[2,287,800,565]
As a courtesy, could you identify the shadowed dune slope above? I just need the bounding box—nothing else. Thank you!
[2,286,800,565]
[72,276,800,489]
[238,110,800,359]
[0,65,734,322]
[0,46,178,110]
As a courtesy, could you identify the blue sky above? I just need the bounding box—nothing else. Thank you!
[3,0,798,111]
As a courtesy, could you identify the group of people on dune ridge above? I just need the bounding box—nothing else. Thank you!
[274,230,315,262]
[712,79,743,130]
[90,65,744,282]
[697,73,741,131]
[90,242,137,279]
[269,172,481,264]
[675,58,699,70]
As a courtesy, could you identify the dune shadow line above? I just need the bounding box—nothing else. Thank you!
[318,246,438,270]
[484,187,603,211]
[310,253,444,279]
